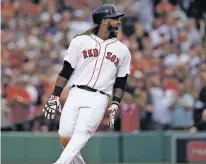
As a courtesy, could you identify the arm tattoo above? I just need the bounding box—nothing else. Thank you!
[112,88,125,105]
[56,76,68,88]
[52,76,68,97]
[113,88,124,99]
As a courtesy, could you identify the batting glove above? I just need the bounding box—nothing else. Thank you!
[42,95,61,119]
[108,104,119,128]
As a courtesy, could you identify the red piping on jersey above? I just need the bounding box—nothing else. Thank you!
[92,40,117,88]
[86,35,101,86]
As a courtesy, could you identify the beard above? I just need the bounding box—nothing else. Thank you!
[107,23,119,39]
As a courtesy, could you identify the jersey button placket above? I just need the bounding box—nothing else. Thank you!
[88,42,105,87]
[92,67,100,82]
[91,55,102,85]
[92,43,107,86]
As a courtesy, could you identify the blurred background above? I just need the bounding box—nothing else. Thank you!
[1,0,206,164]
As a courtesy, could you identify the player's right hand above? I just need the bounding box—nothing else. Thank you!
[42,95,61,119]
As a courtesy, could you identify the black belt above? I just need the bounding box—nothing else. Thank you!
[72,85,106,95]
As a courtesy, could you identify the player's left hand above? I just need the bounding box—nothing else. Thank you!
[108,104,118,128]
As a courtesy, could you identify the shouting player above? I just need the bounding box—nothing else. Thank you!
[43,4,131,164]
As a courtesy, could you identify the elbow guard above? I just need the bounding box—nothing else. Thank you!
[59,61,74,80]
[114,75,128,90]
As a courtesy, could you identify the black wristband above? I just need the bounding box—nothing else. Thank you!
[53,86,63,97]
[112,96,121,106]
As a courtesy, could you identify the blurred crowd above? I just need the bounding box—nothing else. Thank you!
[1,0,206,133]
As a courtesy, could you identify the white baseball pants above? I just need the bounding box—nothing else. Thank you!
[54,87,109,164]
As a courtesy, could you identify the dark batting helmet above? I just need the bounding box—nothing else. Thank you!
[92,4,125,24]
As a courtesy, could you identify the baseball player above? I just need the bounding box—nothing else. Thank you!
[42,4,131,164]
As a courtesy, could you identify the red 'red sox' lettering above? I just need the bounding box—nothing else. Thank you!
[106,52,112,60]
[105,52,119,67]
[83,49,119,67]
[83,48,98,59]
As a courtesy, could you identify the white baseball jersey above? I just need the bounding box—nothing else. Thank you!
[64,34,131,96]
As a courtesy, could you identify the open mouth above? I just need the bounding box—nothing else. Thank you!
[114,25,119,31]
[114,24,121,32]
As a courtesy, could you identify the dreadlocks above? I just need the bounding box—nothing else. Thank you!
[74,25,99,38]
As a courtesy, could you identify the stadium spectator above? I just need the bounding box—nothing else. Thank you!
[1,97,12,131]
[120,89,140,132]
[6,76,32,131]
[189,109,206,132]
[149,74,175,130]
[193,64,206,126]
[170,82,194,130]
[132,71,153,131]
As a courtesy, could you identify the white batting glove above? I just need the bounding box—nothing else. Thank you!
[108,104,119,128]
[42,95,61,119]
